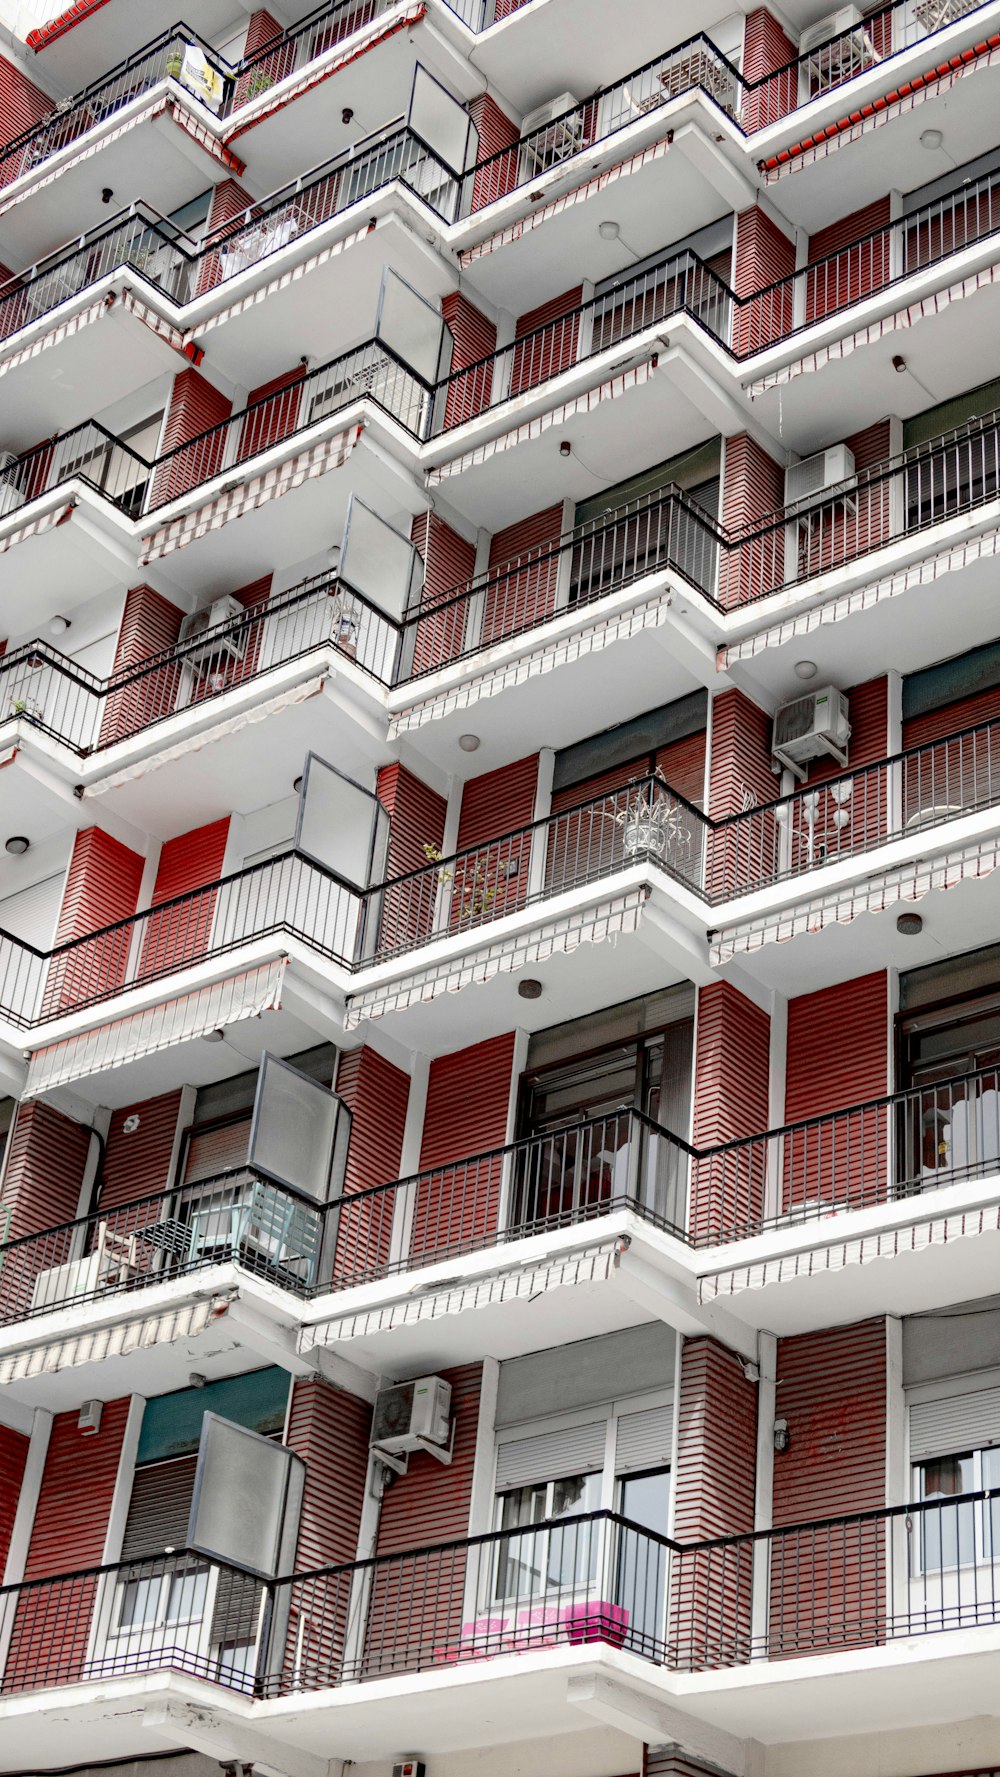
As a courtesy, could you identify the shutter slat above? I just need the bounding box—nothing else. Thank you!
[495,1421,606,1490]
[615,1404,673,1474]
[120,1455,198,1558]
[910,1385,1000,1460]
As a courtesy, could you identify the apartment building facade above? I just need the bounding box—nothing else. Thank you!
[0,2,997,1777]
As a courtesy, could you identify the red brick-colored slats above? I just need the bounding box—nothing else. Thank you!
[151,368,232,507]
[805,196,892,323]
[0,55,57,188]
[705,688,776,898]
[100,1092,182,1211]
[282,1377,370,1688]
[690,982,770,1240]
[483,503,562,646]
[452,754,538,929]
[0,1102,91,1318]
[731,207,795,356]
[232,9,296,110]
[740,9,798,130]
[407,1032,516,1265]
[903,680,1000,832]
[97,584,184,748]
[441,292,497,429]
[375,761,447,951]
[769,1319,887,1656]
[906,177,1000,272]
[671,1336,757,1669]
[492,0,530,15]
[509,285,582,399]
[25,0,111,52]
[0,1423,28,1570]
[467,93,520,213]
[42,828,144,1015]
[364,1363,483,1674]
[717,433,785,610]
[236,368,305,463]
[194,178,254,295]
[137,817,229,980]
[4,1397,130,1691]
[408,512,477,674]
[331,1045,410,1284]
[783,969,888,1213]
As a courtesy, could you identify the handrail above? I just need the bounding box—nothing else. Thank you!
[0,704,999,1024]
[2,397,994,751]
[0,0,993,220]
[6,1052,1000,1307]
[4,1488,999,1700]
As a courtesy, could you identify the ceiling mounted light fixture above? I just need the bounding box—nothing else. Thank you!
[598,219,620,241]
[794,660,818,681]
[920,128,943,150]
[4,836,28,856]
[48,615,70,637]
[458,733,481,752]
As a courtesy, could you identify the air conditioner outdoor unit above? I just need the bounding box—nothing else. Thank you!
[772,685,851,780]
[0,451,25,519]
[179,594,246,662]
[799,5,864,53]
[519,92,584,175]
[784,444,856,512]
[371,1376,452,1460]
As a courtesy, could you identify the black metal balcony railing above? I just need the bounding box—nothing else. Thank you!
[0,156,994,538]
[2,1492,999,1700]
[3,1053,1000,1334]
[2,403,994,751]
[0,1166,328,1326]
[1,704,1000,1028]
[0,570,402,758]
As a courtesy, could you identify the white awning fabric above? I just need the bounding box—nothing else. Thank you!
[23,959,286,1098]
[389,588,672,739]
[0,1297,226,1385]
[699,1199,1000,1303]
[344,889,648,1028]
[139,426,361,563]
[459,135,674,270]
[760,40,1000,187]
[720,521,1000,666]
[300,1240,620,1349]
[427,360,659,485]
[710,836,1000,965]
[83,677,326,795]
[748,262,1000,398]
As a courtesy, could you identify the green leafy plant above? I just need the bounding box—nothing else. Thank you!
[243,68,274,101]
[423,842,510,922]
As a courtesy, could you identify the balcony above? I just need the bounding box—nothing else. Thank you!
[6,1051,1000,1366]
[3,1494,1000,1765]
[1,712,1000,1039]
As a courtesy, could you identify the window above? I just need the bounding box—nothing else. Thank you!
[909,1378,1000,1571]
[488,1396,673,1651]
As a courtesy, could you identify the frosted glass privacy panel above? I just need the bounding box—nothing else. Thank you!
[409,64,475,175]
[249,1052,351,1204]
[295,752,383,888]
[340,497,421,623]
[188,1414,304,1579]
[376,268,447,386]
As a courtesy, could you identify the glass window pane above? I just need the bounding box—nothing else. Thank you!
[166,1568,209,1623]
[917,1453,975,1570]
[118,1576,159,1629]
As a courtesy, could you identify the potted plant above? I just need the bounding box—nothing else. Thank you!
[243,69,273,101]
[422,843,507,923]
[328,596,357,660]
[9,696,42,722]
[165,49,183,80]
[604,769,685,861]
